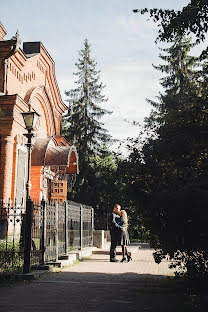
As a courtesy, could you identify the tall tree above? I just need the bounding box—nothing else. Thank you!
[63,39,112,203]
[133,0,208,58]
[125,36,208,278]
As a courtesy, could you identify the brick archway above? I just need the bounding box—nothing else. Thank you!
[24,87,57,137]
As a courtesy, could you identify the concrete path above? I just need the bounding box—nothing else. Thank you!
[0,247,191,312]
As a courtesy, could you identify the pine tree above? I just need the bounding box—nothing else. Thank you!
[147,36,198,123]
[134,1,208,58]
[139,35,208,205]
[63,39,112,202]
[146,36,208,180]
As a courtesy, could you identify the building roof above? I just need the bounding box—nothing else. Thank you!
[31,137,78,174]
[45,145,75,167]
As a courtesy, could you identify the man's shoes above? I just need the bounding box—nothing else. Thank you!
[110,259,118,262]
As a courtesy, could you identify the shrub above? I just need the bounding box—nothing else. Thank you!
[0,239,24,273]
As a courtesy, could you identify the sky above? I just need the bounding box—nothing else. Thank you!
[1,0,196,149]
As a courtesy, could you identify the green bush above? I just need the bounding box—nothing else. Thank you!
[0,240,24,273]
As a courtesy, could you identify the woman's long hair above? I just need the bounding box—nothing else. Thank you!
[120,210,128,229]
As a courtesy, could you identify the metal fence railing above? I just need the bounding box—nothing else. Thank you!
[67,201,81,250]
[66,201,94,251]
[82,204,94,248]
[31,200,43,267]
[0,200,24,273]
[0,199,94,273]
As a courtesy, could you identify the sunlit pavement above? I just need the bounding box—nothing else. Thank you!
[0,247,191,312]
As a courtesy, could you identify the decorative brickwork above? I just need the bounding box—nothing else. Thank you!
[0,23,78,203]
[0,22,7,41]
[0,135,15,199]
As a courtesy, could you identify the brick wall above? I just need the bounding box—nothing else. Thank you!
[0,22,7,41]
[0,23,73,203]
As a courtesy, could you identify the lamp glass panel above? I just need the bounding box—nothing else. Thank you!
[23,114,34,128]
[33,113,39,128]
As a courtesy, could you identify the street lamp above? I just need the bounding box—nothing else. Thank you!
[21,108,40,200]
[21,107,40,274]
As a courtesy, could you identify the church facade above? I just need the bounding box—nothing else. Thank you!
[0,22,78,204]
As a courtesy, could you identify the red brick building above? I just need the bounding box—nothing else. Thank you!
[0,22,78,204]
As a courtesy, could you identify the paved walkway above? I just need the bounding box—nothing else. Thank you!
[0,247,191,312]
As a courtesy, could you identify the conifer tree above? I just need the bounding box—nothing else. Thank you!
[134,1,208,58]
[63,39,112,202]
[126,36,208,279]
[145,36,207,178]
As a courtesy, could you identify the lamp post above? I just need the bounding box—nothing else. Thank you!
[21,107,40,274]
[21,109,40,200]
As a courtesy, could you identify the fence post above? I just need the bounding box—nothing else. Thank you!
[65,201,68,254]
[55,201,59,262]
[91,207,94,246]
[41,199,46,265]
[23,198,33,274]
[80,204,83,250]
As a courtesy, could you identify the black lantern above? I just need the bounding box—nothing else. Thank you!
[21,109,40,200]
[21,110,40,130]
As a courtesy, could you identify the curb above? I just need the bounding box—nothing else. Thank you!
[0,246,98,281]
[0,269,50,281]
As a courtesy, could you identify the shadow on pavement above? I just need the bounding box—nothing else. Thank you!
[0,271,198,312]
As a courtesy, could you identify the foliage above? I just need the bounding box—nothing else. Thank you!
[127,211,150,242]
[63,40,144,235]
[63,39,112,158]
[85,153,127,230]
[0,240,24,273]
[63,39,114,208]
[133,0,208,58]
[124,35,208,279]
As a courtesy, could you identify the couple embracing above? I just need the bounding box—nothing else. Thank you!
[110,204,132,263]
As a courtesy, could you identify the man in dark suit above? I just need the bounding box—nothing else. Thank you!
[110,204,123,262]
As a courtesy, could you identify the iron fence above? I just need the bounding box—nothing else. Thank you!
[44,201,58,263]
[0,199,94,273]
[44,200,94,263]
[0,200,24,273]
[82,204,94,247]
[31,200,43,267]
[58,202,66,257]
[67,200,81,250]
